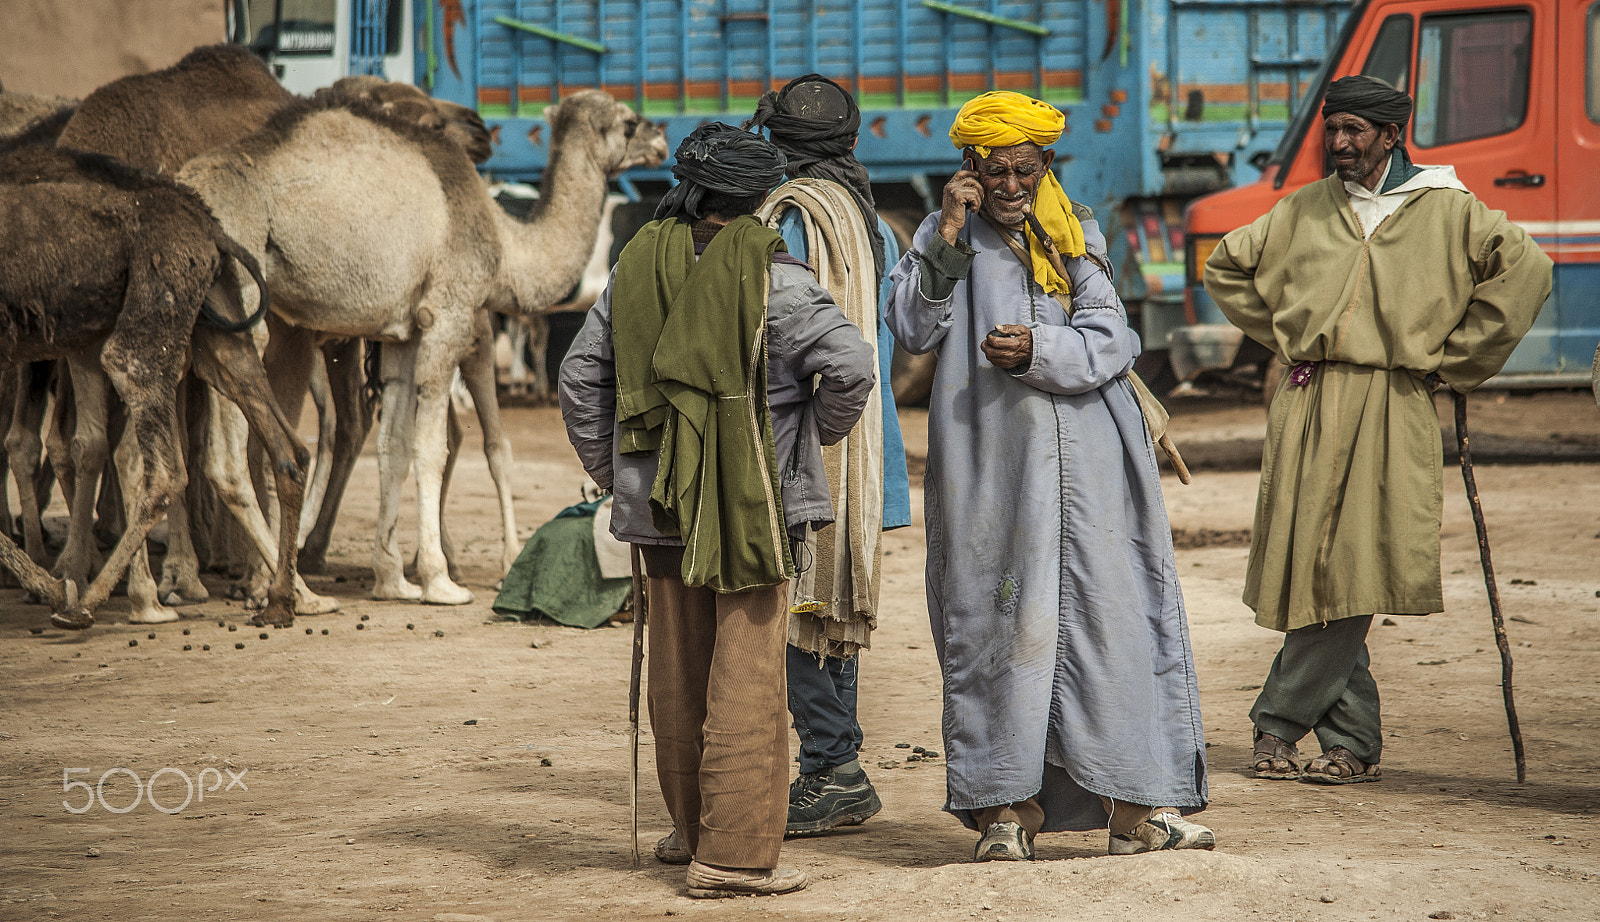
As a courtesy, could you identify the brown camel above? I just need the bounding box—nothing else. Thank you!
[0,133,308,630]
[180,89,660,603]
[51,43,300,618]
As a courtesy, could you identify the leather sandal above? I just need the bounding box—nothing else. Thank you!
[1302,746,1382,784]
[1252,730,1303,780]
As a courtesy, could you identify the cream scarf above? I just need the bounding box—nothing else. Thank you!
[758,178,885,658]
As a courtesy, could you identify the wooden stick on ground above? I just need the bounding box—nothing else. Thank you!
[1453,391,1528,783]
[628,544,647,866]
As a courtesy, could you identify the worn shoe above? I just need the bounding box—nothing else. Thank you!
[653,829,691,865]
[785,763,883,837]
[1109,812,1217,855]
[974,821,1035,861]
[685,860,808,898]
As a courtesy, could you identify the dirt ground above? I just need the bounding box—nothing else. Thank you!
[2,389,1597,922]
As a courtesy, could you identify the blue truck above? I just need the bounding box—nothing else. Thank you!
[228,0,1356,392]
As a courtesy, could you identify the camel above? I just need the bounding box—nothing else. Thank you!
[0,85,77,139]
[0,107,75,579]
[49,49,495,615]
[50,43,299,618]
[0,130,308,630]
[179,89,661,604]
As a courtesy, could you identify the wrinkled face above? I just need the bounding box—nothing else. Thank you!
[1324,113,1397,188]
[973,143,1055,229]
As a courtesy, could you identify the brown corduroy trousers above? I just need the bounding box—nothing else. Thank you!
[640,546,790,871]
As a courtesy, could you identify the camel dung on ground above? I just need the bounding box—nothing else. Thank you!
[178,89,659,604]
[0,135,308,630]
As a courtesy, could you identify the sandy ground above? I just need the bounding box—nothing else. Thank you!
[1,390,1598,922]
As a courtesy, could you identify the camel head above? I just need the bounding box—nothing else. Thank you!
[543,90,663,179]
[316,77,494,164]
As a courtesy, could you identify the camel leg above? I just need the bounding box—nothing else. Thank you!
[54,353,111,589]
[6,361,54,566]
[524,312,552,403]
[297,348,335,548]
[410,325,475,605]
[45,364,74,554]
[118,437,179,625]
[51,315,190,630]
[462,312,519,581]
[372,340,422,600]
[93,422,126,551]
[505,315,531,398]
[438,396,464,582]
[191,323,325,625]
[156,379,209,606]
[299,338,374,574]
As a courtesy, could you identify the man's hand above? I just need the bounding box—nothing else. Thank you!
[981,324,1032,370]
[938,159,983,246]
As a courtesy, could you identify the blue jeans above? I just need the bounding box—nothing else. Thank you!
[786,644,862,775]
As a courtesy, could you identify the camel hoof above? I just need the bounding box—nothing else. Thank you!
[296,553,328,576]
[248,610,294,628]
[50,609,94,631]
[371,580,424,602]
[128,608,181,624]
[159,580,210,606]
[293,591,340,616]
[422,580,475,606]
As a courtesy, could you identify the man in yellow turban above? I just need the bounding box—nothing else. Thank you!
[885,90,1214,862]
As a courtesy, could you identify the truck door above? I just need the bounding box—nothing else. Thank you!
[1557,0,1600,373]
[1407,1,1558,374]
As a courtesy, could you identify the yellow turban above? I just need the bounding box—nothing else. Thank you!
[949,91,1085,293]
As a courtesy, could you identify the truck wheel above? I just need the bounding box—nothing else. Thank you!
[892,345,936,406]
[1591,341,1600,411]
[1262,360,1285,411]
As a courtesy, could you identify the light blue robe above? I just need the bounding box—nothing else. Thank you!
[886,212,1207,832]
[778,208,912,530]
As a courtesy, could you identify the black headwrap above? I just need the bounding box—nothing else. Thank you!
[654,122,787,222]
[1322,75,1422,190]
[747,74,887,281]
[1321,75,1412,127]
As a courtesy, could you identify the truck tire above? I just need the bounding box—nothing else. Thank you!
[881,208,937,406]
[892,346,937,406]
[1262,360,1285,411]
[1592,341,1599,411]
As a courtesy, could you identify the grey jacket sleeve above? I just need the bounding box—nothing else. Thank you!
[767,265,875,446]
[557,275,618,490]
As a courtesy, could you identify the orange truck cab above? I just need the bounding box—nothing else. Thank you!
[1178,0,1599,387]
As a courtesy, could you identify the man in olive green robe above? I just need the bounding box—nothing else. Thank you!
[1203,76,1551,785]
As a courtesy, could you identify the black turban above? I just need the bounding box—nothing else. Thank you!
[654,122,787,222]
[1321,75,1413,126]
[748,74,887,281]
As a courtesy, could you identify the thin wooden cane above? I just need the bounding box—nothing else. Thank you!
[628,544,647,866]
[1453,391,1527,783]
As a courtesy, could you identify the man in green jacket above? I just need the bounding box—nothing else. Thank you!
[559,123,874,896]
[1203,76,1551,786]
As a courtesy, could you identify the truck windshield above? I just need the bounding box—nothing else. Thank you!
[1266,0,1370,186]
[231,0,338,56]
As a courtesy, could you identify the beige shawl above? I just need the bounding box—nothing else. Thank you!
[758,178,884,657]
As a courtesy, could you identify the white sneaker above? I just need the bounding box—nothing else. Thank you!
[1109,812,1216,855]
[974,822,1034,861]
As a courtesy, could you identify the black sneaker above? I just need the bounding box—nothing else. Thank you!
[785,764,882,837]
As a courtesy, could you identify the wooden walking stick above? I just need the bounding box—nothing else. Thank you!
[628,543,647,866]
[1453,390,1527,783]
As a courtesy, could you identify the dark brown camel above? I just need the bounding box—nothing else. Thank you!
[0,131,308,630]
[48,44,299,616]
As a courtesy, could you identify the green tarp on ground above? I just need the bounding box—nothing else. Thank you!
[492,500,631,629]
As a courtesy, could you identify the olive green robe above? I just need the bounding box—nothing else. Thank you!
[1204,170,1552,632]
